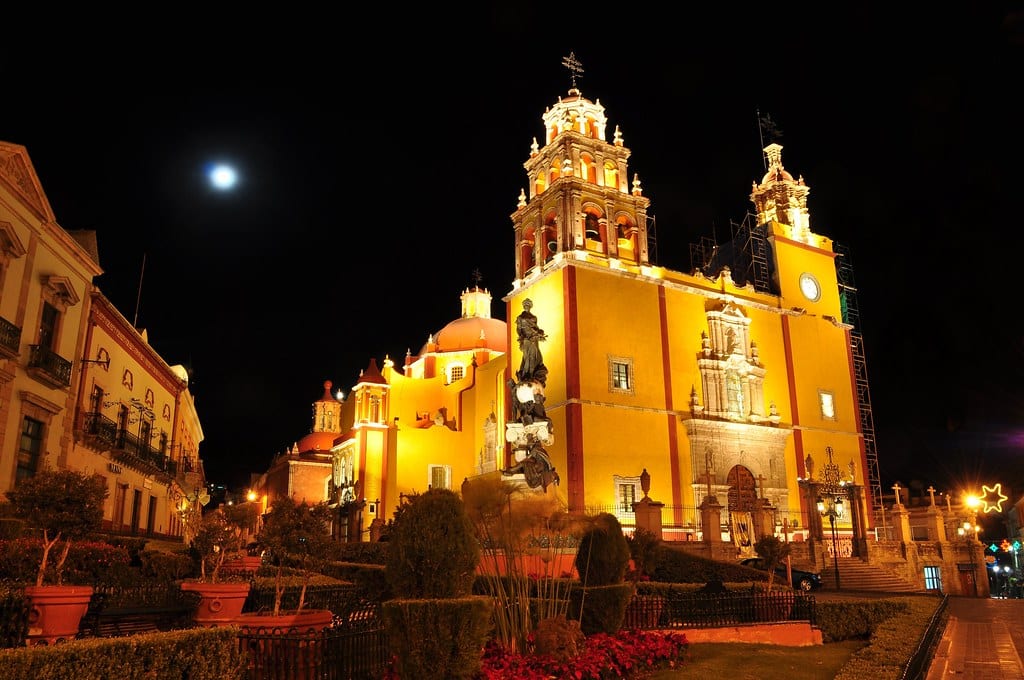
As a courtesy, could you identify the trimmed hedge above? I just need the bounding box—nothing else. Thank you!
[0,627,245,680]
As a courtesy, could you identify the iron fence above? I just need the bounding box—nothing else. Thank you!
[623,589,816,630]
[236,604,387,680]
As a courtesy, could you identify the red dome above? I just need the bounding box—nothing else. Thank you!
[423,316,507,355]
[295,431,338,454]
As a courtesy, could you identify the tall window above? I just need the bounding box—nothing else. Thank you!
[429,464,451,490]
[612,474,641,522]
[38,302,59,349]
[924,566,942,591]
[89,385,104,413]
[608,356,634,395]
[819,390,836,420]
[619,483,636,512]
[17,416,43,480]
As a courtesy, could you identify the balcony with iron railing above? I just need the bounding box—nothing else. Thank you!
[27,344,72,388]
[111,428,177,478]
[0,316,20,360]
[79,412,119,451]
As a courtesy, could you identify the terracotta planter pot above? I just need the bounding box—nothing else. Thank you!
[180,581,252,626]
[232,608,334,632]
[234,609,334,679]
[221,554,263,578]
[23,584,94,646]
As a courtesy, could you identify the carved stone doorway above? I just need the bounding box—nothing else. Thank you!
[727,465,758,513]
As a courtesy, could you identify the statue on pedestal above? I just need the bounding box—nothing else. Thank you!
[503,298,559,491]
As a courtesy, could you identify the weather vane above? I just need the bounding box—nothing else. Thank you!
[471,268,483,287]
[562,52,584,89]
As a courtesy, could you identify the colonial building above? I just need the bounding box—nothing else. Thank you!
[0,141,207,539]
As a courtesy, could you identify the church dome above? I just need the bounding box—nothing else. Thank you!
[295,430,338,454]
[761,165,795,183]
[433,316,507,354]
[417,285,508,355]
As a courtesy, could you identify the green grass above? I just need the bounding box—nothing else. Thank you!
[645,640,868,679]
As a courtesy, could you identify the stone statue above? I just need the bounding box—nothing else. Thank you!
[515,298,548,386]
[502,436,559,491]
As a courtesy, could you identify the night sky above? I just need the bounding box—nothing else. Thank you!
[1,7,1021,506]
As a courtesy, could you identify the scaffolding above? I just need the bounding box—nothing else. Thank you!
[729,214,771,294]
[834,242,883,518]
[687,213,772,294]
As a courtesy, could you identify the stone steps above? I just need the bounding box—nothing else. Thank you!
[819,556,924,592]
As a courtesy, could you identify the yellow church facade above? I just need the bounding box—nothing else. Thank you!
[268,83,877,550]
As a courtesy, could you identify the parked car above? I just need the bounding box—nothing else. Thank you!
[738,557,822,591]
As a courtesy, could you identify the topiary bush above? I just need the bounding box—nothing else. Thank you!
[574,513,630,586]
[382,488,491,680]
[384,488,480,599]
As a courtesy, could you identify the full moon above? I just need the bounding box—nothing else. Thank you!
[207,163,238,190]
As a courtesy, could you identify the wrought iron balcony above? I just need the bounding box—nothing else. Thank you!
[27,344,72,388]
[112,429,177,478]
[0,316,20,360]
[80,412,118,450]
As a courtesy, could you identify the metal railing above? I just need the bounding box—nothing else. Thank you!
[236,605,388,680]
[82,412,119,449]
[112,429,177,476]
[27,344,72,387]
[623,589,816,630]
[0,316,20,358]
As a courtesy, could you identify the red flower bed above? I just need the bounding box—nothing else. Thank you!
[384,629,688,679]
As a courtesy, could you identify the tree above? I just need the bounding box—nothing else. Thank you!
[256,496,332,615]
[754,534,791,591]
[189,505,251,583]
[5,468,108,586]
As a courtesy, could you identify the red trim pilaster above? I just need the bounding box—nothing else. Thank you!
[564,267,584,512]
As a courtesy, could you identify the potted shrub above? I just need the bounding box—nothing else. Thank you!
[4,467,108,645]
[180,505,253,626]
[245,496,334,630]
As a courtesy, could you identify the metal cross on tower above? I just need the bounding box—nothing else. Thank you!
[562,52,584,89]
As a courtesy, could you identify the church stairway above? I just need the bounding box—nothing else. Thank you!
[818,557,926,593]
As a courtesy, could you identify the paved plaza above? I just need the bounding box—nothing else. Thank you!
[926,596,1024,680]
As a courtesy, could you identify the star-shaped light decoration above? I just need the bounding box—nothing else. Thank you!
[980,483,1008,513]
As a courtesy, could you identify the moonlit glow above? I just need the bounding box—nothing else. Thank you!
[207,163,238,190]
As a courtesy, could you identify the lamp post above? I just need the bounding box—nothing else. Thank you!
[957,520,980,596]
[817,493,843,590]
[812,446,847,590]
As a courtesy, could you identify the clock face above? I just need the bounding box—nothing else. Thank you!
[799,273,821,302]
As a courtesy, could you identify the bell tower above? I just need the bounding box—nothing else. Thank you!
[511,53,652,285]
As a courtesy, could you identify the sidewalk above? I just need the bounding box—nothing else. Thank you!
[926,597,1024,679]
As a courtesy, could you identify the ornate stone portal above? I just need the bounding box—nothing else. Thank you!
[503,299,560,490]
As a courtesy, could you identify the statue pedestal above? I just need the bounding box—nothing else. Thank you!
[751,498,776,541]
[700,495,724,545]
[505,421,553,449]
[632,496,665,540]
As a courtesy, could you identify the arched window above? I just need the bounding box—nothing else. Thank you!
[580,153,597,183]
[535,172,547,195]
[603,161,618,190]
[549,163,561,184]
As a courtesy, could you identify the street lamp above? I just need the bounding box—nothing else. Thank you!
[957,521,980,596]
[817,493,843,590]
